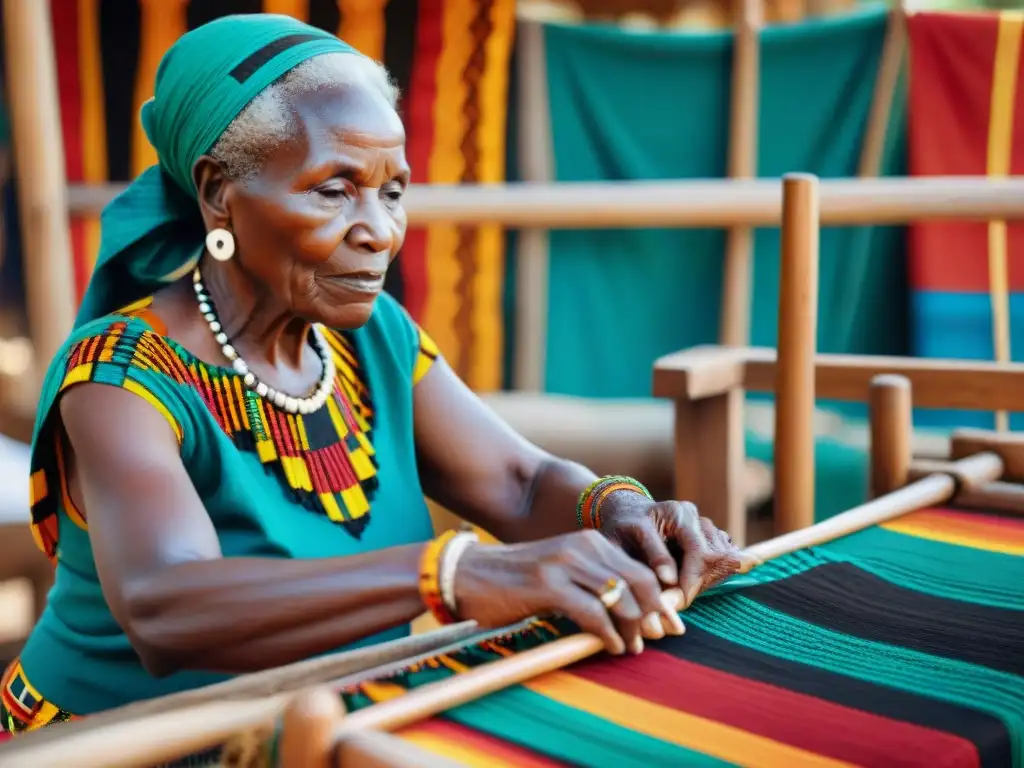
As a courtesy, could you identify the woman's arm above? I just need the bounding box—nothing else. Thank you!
[61,384,427,677]
[413,361,595,543]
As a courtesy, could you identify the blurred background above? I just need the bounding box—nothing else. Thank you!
[0,0,1021,659]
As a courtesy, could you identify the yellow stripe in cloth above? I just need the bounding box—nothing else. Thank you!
[986,11,1023,431]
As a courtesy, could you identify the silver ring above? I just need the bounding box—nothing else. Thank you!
[599,578,627,609]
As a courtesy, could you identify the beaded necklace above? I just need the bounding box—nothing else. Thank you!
[192,267,335,414]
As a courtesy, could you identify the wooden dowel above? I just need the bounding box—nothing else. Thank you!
[869,374,912,497]
[277,688,346,768]
[719,0,761,347]
[955,480,1024,515]
[906,451,1004,492]
[774,174,819,534]
[0,620,481,756]
[64,177,1024,227]
[747,473,953,564]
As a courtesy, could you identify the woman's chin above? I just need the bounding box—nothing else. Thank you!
[308,296,379,330]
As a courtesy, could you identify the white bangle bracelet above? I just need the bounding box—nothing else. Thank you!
[439,530,479,618]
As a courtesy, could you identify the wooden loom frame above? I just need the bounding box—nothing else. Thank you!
[2,173,1024,768]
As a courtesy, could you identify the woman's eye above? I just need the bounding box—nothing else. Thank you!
[381,183,405,203]
[316,180,352,199]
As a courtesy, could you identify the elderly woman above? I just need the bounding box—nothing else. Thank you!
[1,14,744,732]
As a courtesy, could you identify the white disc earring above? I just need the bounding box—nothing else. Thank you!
[206,228,235,262]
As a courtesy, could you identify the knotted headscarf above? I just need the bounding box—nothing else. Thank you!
[75,14,357,328]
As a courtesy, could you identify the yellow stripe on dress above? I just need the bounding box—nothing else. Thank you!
[123,379,184,444]
[413,327,440,385]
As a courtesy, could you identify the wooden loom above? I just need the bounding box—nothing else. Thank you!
[2,173,1024,768]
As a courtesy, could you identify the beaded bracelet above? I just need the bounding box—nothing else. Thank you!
[418,530,478,625]
[576,475,654,530]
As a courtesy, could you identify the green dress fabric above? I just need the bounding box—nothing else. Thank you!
[19,293,436,715]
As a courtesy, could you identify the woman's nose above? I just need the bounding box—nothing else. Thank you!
[345,194,392,254]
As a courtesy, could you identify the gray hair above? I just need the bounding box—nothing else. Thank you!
[210,53,399,181]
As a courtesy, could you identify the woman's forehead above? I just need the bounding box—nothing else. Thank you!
[290,83,404,146]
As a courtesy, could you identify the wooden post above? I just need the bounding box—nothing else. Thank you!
[672,388,747,546]
[868,374,912,498]
[2,0,76,372]
[719,0,762,347]
[773,174,819,535]
[277,687,345,768]
[512,19,554,392]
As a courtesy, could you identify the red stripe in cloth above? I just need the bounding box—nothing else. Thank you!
[50,0,90,299]
[570,648,980,768]
[907,11,1000,293]
[400,0,444,323]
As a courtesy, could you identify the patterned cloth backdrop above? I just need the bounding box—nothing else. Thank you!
[908,10,1024,428]
[49,0,515,391]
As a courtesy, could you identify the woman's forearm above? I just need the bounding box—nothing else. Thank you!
[120,544,426,676]
[498,458,598,542]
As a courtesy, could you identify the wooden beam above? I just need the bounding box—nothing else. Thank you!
[654,347,1024,413]
[66,177,1024,227]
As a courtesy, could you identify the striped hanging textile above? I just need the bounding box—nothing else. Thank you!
[907,10,1024,430]
[49,0,515,391]
[294,505,1024,767]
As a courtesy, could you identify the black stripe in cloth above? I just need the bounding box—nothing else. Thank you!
[660,627,1011,768]
[229,33,326,83]
[744,562,1024,676]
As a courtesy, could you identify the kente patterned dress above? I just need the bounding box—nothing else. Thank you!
[1,291,439,728]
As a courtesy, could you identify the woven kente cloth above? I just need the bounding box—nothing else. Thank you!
[312,505,1024,768]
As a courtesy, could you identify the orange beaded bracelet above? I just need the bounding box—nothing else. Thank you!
[419,530,459,625]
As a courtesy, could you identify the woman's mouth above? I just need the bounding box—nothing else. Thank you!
[321,271,385,295]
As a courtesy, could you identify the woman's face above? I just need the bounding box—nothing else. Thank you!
[211,80,410,330]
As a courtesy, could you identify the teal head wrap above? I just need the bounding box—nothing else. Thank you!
[75,14,357,328]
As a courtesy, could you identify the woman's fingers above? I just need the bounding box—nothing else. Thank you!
[622,517,679,587]
[600,536,685,637]
[543,569,628,655]
[562,543,646,652]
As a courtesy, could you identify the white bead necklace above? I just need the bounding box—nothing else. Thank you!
[192,267,336,415]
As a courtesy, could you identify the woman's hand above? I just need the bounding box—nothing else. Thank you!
[453,530,686,656]
[598,492,749,607]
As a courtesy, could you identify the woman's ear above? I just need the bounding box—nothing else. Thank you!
[193,155,232,231]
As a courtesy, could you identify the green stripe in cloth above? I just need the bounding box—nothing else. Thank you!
[685,594,1024,765]
[443,684,734,768]
[816,526,1024,610]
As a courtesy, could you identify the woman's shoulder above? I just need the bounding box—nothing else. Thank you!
[37,298,199,436]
